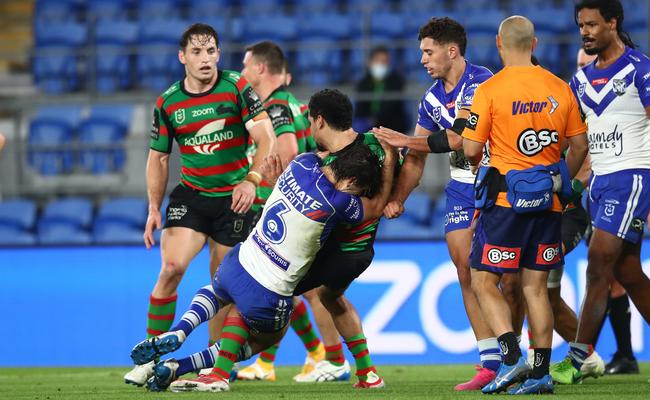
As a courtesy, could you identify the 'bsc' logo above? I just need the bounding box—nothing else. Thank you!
[482,245,521,268]
[536,243,561,265]
[517,128,558,156]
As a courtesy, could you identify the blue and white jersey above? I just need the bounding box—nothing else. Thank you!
[570,47,650,175]
[239,153,364,296]
[417,61,493,183]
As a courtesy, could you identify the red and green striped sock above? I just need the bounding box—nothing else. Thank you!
[325,343,345,366]
[147,294,177,338]
[345,333,376,381]
[212,316,250,380]
[259,343,280,364]
[290,299,321,353]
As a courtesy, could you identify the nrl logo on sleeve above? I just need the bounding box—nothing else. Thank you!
[612,79,627,96]
[432,106,441,122]
[174,109,186,124]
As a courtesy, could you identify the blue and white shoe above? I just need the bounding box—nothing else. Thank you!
[481,356,531,394]
[507,374,554,395]
[146,358,179,392]
[131,330,186,365]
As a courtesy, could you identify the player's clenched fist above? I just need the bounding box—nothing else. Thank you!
[383,200,404,219]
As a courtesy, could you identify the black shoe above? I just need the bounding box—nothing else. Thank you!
[605,354,639,375]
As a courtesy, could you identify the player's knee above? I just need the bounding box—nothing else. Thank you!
[159,259,187,283]
[500,274,521,302]
[470,273,488,296]
[613,268,636,288]
[302,289,319,303]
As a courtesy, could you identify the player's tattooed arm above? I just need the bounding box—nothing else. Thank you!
[462,137,484,175]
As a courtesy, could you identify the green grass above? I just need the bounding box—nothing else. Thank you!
[1,364,649,399]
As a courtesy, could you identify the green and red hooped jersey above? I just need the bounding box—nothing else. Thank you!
[298,103,318,152]
[149,70,264,197]
[323,133,386,252]
[251,87,307,212]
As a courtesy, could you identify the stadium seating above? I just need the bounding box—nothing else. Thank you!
[94,197,147,244]
[376,218,435,240]
[94,20,139,92]
[137,19,188,91]
[78,104,132,174]
[0,227,37,246]
[240,14,297,47]
[402,191,433,225]
[34,0,81,22]
[28,105,83,175]
[38,223,93,245]
[0,199,38,231]
[39,197,94,230]
[137,0,184,21]
[32,21,88,93]
[87,0,132,21]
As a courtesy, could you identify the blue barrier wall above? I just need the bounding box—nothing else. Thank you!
[1,241,650,366]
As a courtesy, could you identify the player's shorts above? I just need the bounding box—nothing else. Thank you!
[444,179,475,234]
[164,184,256,247]
[588,169,650,244]
[293,236,374,296]
[470,206,563,274]
[212,243,293,333]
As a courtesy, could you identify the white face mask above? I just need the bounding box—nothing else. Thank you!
[369,63,389,80]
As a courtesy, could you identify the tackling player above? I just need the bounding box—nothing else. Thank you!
[237,41,327,381]
[123,23,276,386]
[552,0,650,384]
[463,16,588,394]
[129,130,396,392]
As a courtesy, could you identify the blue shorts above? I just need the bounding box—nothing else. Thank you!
[212,243,293,333]
[444,179,475,233]
[589,169,650,243]
[470,206,563,273]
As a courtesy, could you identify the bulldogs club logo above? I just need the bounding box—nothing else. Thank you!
[612,79,627,96]
[578,82,586,97]
[432,106,441,122]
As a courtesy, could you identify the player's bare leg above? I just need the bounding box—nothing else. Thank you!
[548,287,577,342]
[447,229,501,390]
[317,286,384,388]
[500,273,524,336]
[125,227,208,386]
[613,240,650,322]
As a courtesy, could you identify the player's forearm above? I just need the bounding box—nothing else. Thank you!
[404,135,433,153]
[249,118,277,176]
[391,151,425,203]
[462,138,483,166]
[565,134,589,178]
[146,151,169,211]
[574,153,592,186]
[365,152,397,219]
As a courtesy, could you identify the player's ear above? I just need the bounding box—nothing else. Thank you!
[178,49,186,65]
[531,37,538,53]
[495,35,502,51]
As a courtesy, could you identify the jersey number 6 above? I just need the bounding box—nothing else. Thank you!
[262,200,290,244]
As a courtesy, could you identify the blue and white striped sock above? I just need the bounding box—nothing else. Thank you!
[568,342,591,370]
[170,285,220,338]
[478,337,502,372]
[177,344,220,376]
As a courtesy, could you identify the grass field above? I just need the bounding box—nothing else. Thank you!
[2,364,650,399]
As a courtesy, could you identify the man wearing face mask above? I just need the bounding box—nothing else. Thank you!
[354,46,408,134]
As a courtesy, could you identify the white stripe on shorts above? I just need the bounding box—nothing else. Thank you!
[617,174,642,238]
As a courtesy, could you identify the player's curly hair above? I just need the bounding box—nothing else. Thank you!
[179,23,220,50]
[418,17,467,56]
[329,142,382,198]
[308,89,353,131]
[575,0,635,49]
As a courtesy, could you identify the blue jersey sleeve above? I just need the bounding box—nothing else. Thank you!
[634,56,650,107]
[569,76,586,117]
[458,68,492,109]
[416,91,437,132]
[332,192,364,225]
